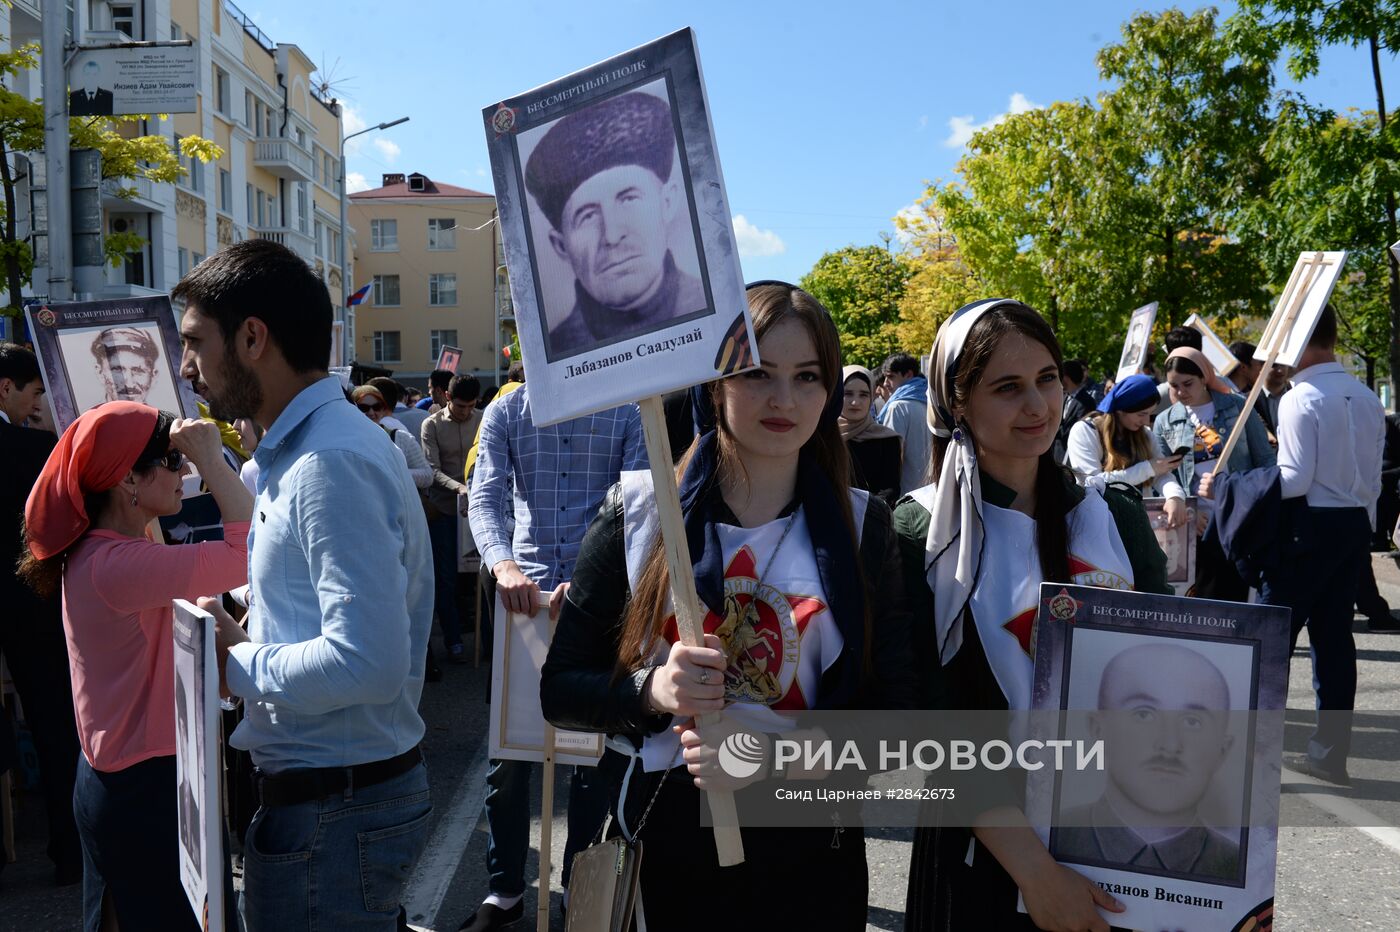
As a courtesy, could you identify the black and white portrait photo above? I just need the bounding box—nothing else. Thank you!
[1144,496,1196,595]
[1049,627,1254,887]
[174,666,203,876]
[26,296,197,432]
[69,58,114,116]
[518,80,710,360]
[1115,301,1159,381]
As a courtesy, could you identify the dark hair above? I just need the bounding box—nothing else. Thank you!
[930,303,1071,584]
[429,369,454,392]
[19,410,175,598]
[449,374,481,403]
[0,342,41,388]
[507,362,525,383]
[1165,355,1204,379]
[367,377,400,407]
[1062,359,1087,384]
[1310,304,1338,349]
[479,386,500,407]
[1164,327,1202,353]
[882,352,920,378]
[170,239,332,374]
[1229,340,1257,368]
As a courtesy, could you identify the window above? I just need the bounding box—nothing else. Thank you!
[314,220,324,258]
[296,187,308,233]
[174,135,201,192]
[429,330,458,361]
[170,21,182,41]
[178,248,189,277]
[245,91,254,129]
[218,168,232,213]
[373,331,401,363]
[255,189,266,227]
[427,218,456,251]
[214,67,230,115]
[310,147,319,183]
[370,218,397,251]
[246,183,254,223]
[429,273,457,307]
[372,274,400,307]
[193,252,205,267]
[111,4,136,38]
[324,153,334,184]
[268,194,278,225]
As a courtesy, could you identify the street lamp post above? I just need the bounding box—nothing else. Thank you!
[337,113,408,365]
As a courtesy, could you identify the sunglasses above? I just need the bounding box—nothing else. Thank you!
[143,450,185,472]
[357,401,387,414]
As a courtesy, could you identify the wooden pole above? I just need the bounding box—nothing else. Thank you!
[637,396,745,866]
[538,597,556,932]
[1212,252,1333,476]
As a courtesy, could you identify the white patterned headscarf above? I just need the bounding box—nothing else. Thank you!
[923,299,1030,664]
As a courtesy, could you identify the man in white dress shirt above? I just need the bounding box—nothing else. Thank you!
[1202,305,1382,785]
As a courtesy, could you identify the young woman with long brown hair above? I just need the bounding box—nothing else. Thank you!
[540,283,914,930]
[897,300,1170,931]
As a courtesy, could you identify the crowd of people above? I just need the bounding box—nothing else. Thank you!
[0,237,1392,932]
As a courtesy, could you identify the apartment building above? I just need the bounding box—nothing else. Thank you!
[349,172,500,384]
[11,0,345,317]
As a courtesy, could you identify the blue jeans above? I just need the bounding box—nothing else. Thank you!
[426,512,462,648]
[483,758,611,897]
[240,762,432,932]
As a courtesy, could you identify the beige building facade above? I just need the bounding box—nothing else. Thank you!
[13,0,344,313]
[349,173,500,384]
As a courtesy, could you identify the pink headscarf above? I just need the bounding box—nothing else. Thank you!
[25,402,159,559]
[1165,347,1232,396]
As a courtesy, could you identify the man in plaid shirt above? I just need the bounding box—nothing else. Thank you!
[463,381,646,931]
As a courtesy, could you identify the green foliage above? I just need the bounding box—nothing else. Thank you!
[798,242,911,369]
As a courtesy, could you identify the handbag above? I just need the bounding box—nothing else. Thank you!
[565,750,675,932]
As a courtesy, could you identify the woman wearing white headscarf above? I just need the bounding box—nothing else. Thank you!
[840,364,902,507]
[895,299,1170,931]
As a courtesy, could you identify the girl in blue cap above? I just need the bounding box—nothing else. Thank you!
[1065,373,1189,531]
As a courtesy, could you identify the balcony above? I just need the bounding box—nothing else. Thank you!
[253,137,314,182]
[101,176,160,211]
[251,224,316,260]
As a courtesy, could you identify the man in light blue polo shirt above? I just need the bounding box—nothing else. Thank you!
[175,239,433,932]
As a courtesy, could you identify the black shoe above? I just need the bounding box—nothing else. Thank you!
[1367,614,1400,632]
[54,861,82,887]
[458,901,524,932]
[1289,754,1352,787]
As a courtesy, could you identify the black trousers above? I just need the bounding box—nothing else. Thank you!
[606,750,869,932]
[0,587,82,872]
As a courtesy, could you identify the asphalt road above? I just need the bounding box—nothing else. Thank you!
[4,559,1400,931]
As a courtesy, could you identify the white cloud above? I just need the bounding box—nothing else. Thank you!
[893,202,923,247]
[346,171,370,194]
[732,214,786,258]
[918,114,929,130]
[944,92,1042,148]
[373,137,400,163]
[341,104,368,155]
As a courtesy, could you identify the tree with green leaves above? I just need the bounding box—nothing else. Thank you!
[0,39,222,318]
[1227,0,1400,384]
[798,240,911,369]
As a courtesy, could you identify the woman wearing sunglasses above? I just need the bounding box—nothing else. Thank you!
[20,402,252,931]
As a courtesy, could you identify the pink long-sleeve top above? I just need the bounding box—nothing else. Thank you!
[61,522,250,772]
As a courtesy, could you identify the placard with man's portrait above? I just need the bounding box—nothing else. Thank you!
[172,600,225,931]
[484,28,757,427]
[1115,301,1159,382]
[24,295,198,432]
[1027,584,1289,932]
[1143,496,1196,596]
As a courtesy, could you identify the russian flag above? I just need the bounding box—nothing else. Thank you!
[346,282,373,307]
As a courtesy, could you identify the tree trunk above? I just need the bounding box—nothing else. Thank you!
[1371,34,1400,400]
[0,133,25,315]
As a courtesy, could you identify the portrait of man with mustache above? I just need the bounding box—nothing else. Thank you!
[1051,641,1243,884]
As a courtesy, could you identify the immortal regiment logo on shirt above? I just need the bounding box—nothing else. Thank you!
[1003,556,1130,657]
[662,545,826,708]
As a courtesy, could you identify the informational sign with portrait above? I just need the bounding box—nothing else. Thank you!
[435,344,463,374]
[489,592,603,767]
[1183,314,1240,378]
[1143,496,1196,597]
[1115,301,1159,382]
[68,44,198,116]
[1027,585,1289,932]
[24,296,198,432]
[483,28,757,426]
[172,600,225,932]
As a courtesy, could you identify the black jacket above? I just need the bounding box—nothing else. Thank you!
[0,419,56,599]
[540,484,916,738]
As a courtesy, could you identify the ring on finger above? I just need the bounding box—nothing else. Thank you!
[698,669,711,686]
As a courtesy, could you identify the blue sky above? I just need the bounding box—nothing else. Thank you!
[253,1,1398,284]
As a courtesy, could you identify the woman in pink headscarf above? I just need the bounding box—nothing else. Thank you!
[1152,346,1275,599]
[19,401,251,932]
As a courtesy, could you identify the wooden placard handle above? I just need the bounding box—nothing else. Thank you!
[1212,252,1329,477]
[637,395,745,865]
